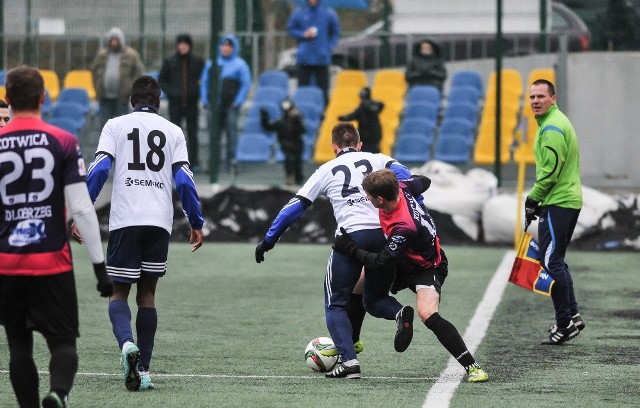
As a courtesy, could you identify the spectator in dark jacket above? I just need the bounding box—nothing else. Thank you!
[159,33,205,170]
[338,87,384,153]
[261,99,306,185]
[405,39,447,92]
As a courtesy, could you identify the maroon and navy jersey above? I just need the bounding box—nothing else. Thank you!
[378,179,441,271]
[0,117,86,276]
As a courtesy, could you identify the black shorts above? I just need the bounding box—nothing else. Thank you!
[106,226,170,284]
[391,249,449,295]
[0,271,79,339]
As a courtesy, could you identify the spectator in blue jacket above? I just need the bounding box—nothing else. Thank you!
[200,34,251,172]
[287,0,341,105]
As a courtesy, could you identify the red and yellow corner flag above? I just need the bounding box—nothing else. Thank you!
[509,232,554,296]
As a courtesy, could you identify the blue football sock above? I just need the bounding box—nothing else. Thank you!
[136,307,157,372]
[108,300,134,349]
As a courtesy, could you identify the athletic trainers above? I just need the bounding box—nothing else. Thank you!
[549,313,586,333]
[121,342,141,391]
[139,371,155,390]
[320,340,365,357]
[541,321,580,345]
[394,306,414,352]
[466,366,490,383]
[42,391,67,408]
[325,362,362,379]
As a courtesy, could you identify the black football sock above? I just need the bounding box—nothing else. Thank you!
[46,337,77,397]
[424,312,476,369]
[347,293,366,343]
[136,307,158,372]
[7,330,40,408]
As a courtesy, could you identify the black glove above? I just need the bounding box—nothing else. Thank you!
[332,227,358,256]
[93,262,113,298]
[524,196,540,225]
[255,240,275,263]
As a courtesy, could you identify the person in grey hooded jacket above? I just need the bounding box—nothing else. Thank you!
[92,27,145,128]
[405,39,447,93]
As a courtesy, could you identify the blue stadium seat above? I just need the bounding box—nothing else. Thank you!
[403,102,439,123]
[442,102,480,128]
[434,134,472,164]
[241,118,276,141]
[253,86,288,106]
[235,133,273,163]
[446,86,481,106]
[42,90,53,117]
[247,101,281,122]
[393,135,431,164]
[450,70,483,94]
[57,88,91,114]
[439,117,475,143]
[397,117,436,144]
[0,70,5,86]
[296,101,323,124]
[292,85,325,108]
[406,85,441,107]
[47,116,82,136]
[258,70,289,92]
[50,102,87,129]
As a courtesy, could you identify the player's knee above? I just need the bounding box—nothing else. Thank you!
[416,304,437,323]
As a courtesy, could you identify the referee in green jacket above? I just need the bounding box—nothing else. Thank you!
[526,79,586,345]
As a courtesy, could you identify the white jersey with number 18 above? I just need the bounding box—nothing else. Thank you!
[96,109,189,233]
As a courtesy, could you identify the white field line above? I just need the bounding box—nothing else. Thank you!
[422,250,515,408]
[0,370,439,382]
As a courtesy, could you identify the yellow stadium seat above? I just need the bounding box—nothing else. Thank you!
[481,100,521,122]
[314,120,340,163]
[334,70,368,89]
[372,69,407,95]
[39,70,60,101]
[488,69,523,95]
[474,117,517,164]
[514,105,538,164]
[526,68,555,89]
[484,85,523,105]
[63,70,97,100]
[0,85,5,101]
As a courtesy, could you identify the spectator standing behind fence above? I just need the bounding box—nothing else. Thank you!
[0,99,10,127]
[91,27,145,128]
[338,87,384,153]
[287,0,341,105]
[405,39,447,93]
[200,35,251,173]
[261,99,306,185]
[159,34,205,172]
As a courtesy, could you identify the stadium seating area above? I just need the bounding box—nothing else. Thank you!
[0,66,552,168]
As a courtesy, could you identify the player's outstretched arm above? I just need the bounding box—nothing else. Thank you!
[255,195,311,263]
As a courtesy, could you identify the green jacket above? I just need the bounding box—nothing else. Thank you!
[529,103,582,209]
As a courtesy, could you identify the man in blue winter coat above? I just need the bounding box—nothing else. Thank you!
[200,34,251,172]
[287,0,341,105]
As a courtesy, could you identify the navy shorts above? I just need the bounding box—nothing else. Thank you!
[106,226,170,284]
[0,271,79,339]
[391,249,449,295]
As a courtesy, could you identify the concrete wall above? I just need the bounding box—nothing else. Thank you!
[442,52,640,189]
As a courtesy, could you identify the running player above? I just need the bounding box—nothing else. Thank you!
[0,66,112,408]
[255,122,415,379]
[74,75,204,391]
[333,169,490,383]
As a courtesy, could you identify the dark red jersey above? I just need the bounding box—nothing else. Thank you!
[378,178,441,271]
[0,117,86,276]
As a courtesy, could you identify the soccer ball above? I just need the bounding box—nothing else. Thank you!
[304,337,338,372]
